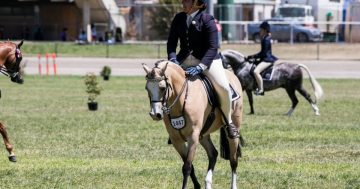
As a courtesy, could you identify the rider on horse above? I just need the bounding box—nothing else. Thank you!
[246,21,278,96]
[167,0,239,138]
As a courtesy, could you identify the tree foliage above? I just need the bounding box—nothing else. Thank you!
[149,0,182,39]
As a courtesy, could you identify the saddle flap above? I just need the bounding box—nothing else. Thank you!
[199,74,240,107]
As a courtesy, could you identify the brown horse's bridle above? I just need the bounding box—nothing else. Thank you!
[0,45,22,78]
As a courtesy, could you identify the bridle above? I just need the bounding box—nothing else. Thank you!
[0,45,22,78]
[146,73,189,115]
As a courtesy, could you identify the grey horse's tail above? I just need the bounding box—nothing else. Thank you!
[298,64,323,103]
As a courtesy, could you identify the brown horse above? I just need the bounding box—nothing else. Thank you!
[0,40,25,162]
[143,60,243,189]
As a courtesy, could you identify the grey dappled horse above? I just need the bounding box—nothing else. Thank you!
[221,49,323,116]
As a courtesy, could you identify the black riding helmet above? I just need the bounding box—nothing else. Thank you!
[259,21,270,32]
[194,0,207,10]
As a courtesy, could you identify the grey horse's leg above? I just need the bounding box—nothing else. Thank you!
[245,90,254,114]
[285,88,298,116]
[296,86,320,115]
[200,135,218,189]
[0,122,16,162]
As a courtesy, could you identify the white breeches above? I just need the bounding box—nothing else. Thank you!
[182,55,232,124]
[254,62,272,91]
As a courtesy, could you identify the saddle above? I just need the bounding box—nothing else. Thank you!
[250,64,275,81]
[199,74,240,107]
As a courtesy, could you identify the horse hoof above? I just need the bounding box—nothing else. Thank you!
[8,155,17,162]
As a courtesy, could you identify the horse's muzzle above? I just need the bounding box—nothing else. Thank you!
[149,112,163,120]
[149,102,163,120]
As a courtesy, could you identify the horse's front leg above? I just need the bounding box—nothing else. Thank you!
[182,131,201,189]
[170,136,200,189]
[245,90,254,114]
[0,122,16,162]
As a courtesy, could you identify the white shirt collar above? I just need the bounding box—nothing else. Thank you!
[188,10,199,18]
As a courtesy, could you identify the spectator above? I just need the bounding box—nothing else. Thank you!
[61,27,68,41]
[91,24,97,42]
[77,30,87,44]
[34,26,44,40]
[115,27,123,43]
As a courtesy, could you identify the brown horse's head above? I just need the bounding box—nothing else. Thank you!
[0,40,24,84]
[142,61,169,120]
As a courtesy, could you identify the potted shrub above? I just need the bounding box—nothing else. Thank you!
[100,65,111,80]
[85,72,102,111]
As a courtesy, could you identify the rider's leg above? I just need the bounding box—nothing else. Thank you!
[204,59,239,139]
[253,62,271,95]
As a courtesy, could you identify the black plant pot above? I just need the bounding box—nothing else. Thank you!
[88,102,98,111]
[103,75,110,81]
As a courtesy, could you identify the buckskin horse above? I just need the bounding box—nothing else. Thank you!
[0,40,25,162]
[221,49,323,116]
[143,60,244,189]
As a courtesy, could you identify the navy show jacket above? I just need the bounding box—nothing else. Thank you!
[251,34,278,63]
[167,10,220,67]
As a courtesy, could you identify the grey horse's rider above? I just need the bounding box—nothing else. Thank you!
[246,21,278,96]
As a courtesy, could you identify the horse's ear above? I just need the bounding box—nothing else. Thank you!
[18,40,24,48]
[142,63,151,75]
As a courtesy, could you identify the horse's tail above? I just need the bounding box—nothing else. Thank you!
[298,64,324,103]
[220,127,243,160]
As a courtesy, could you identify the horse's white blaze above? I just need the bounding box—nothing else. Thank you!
[231,172,237,189]
[205,170,213,189]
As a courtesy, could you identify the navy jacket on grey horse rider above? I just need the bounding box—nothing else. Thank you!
[249,34,278,64]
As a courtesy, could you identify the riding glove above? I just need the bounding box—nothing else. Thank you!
[169,58,180,65]
[185,65,203,76]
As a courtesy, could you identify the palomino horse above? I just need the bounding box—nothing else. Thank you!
[0,40,25,162]
[221,49,323,116]
[143,60,243,189]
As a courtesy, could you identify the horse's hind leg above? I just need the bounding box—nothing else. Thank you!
[227,137,240,189]
[0,122,16,162]
[200,135,218,189]
[285,88,298,116]
[297,86,320,116]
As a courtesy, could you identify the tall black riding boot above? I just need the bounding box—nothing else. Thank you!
[225,123,239,139]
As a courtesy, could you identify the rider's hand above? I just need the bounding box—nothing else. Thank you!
[169,58,180,65]
[185,65,203,76]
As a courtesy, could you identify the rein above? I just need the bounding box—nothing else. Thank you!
[0,67,19,78]
[162,78,189,115]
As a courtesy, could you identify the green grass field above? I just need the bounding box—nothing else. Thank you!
[0,76,359,189]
